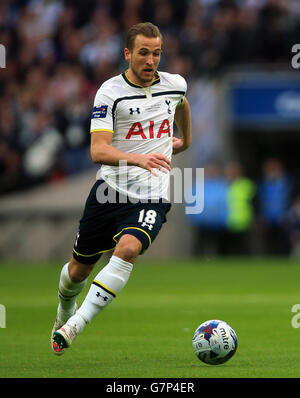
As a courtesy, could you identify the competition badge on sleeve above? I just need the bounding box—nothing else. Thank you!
[92,105,108,119]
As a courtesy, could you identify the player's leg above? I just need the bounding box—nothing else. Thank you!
[57,257,95,318]
[71,234,141,325]
[53,201,171,352]
[51,257,96,354]
[113,233,142,262]
[53,234,141,350]
[51,179,116,353]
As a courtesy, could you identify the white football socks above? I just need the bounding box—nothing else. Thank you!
[57,263,87,320]
[66,256,133,334]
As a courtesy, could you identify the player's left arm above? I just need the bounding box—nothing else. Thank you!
[173,97,192,155]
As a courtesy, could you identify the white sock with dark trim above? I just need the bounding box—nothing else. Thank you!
[66,256,133,333]
[57,263,87,320]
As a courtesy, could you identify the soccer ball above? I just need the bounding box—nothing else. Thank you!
[192,319,238,365]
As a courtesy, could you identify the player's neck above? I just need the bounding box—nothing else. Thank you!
[126,69,157,88]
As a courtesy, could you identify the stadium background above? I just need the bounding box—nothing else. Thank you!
[0,0,300,262]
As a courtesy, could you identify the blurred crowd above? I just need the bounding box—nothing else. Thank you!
[1,0,300,195]
[187,158,300,258]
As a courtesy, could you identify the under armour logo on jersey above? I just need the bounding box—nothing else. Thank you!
[129,107,140,114]
[165,99,171,114]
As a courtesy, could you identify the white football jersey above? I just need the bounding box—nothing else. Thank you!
[90,70,187,200]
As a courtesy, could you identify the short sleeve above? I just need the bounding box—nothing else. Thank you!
[90,88,114,134]
[176,74,187,105]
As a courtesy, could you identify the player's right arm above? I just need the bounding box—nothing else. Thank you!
[90,130,171,176]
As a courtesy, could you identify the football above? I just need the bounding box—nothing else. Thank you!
[192,319,238,365]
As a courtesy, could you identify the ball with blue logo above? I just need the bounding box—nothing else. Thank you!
[192,320,238,365]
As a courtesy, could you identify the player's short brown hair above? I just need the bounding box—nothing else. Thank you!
[126,22,162,51]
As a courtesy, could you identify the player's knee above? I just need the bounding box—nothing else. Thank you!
[114,235,142,262]
[114,245,139,262]
[69,257,94,282]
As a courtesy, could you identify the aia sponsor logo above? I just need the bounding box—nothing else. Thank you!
[126,119,170,139]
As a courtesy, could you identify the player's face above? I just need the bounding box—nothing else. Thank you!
[125,35,162,87]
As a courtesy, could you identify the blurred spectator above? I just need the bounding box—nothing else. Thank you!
[79,17,122,69]
[284,196,300,258]
[224,160,256,255]
[257,158,293,256]
[187,162,228,257]
[0,104,22,194]
[186,160,256,257]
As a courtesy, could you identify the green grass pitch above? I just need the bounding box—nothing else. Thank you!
[1,257,300,378]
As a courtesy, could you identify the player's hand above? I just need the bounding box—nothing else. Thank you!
[172,137,189,155]
[134,153,171,176]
